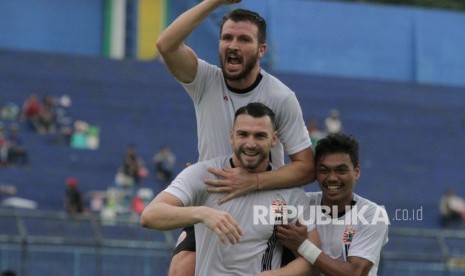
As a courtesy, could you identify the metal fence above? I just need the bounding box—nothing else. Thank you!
[0,209,175,276]
[1,209,465,276]
[381,227,465,275]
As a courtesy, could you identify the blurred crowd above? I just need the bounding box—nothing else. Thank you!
[1,93,177,222]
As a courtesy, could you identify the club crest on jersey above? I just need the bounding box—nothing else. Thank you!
[175,230,187,247]
[271,194,287,225]
[342,226,356,245]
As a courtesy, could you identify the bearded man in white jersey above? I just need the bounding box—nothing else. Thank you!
[263,134,389,276]
[156,0,315,275]
[141,103,319,275]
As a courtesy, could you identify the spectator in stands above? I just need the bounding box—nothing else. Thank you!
[439,188,465,228]
[0,101,20,121]
[153,145,176,187]
[122,144,147,187]
[20,93,42,131]
[6,123,29,167]
[0,184,17,197]
[36,94,57,134]
[64,177,85,215]
[131,194,145,216]
[325,108,343,134]
[0,124,7,166]
[307,117,325,150]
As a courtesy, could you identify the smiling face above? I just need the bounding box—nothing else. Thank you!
[230,114,277,172]
[219,19,266,88]
[317,152,360,210]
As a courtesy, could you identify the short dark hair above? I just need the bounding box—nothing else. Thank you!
[234,102,275,129]
[1,270,16,276]
[221,9,267,44]
[315,134,359,168]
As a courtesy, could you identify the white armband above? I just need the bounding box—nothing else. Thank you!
[297,239,322,265]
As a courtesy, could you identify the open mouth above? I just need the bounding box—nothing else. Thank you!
[325,184,343,192]
[243,150,258,157]
[227,52,242,66]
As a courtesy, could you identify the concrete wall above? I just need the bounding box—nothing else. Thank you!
[1,0,465,87]
[170,0,465,87]
[0,0,103,56]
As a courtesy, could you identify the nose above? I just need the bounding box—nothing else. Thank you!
[245,136,256,148]
[326,171,338,182]
[227,39,239,51]
[227,46,238,53]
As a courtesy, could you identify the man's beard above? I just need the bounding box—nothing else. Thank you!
[234,148,268,171]
[221,51,259,82]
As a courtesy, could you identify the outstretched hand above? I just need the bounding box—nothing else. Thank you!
[276,219,308,253]
[204,167,257,204]
[201,206,243,245]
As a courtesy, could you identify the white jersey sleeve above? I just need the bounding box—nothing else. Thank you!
[180,59,218,106]
[347,196,389,266]
[272,90,311,156]
[163,161,210,207]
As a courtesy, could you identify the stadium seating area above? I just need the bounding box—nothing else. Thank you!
[1,47,465,275]
[1,48,465,230]
[0,48,196,211]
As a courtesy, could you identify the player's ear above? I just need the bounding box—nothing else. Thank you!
[258,44,267,58]
[271,130,278,147]
[354,165,361,180]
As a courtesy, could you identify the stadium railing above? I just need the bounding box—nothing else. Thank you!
[0,208,175,276]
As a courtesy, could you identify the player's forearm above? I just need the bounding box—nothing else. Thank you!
[140,202,204,230]
[257,149,315,190]
[258,162,311,190]
[298,240,370,276]
[156,0,222,54]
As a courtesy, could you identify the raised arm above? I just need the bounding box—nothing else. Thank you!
[156,0,241,83]
[140,192,243,244]
[206,146,315,204]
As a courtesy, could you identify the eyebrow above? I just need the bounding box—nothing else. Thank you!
[318,164,349,169]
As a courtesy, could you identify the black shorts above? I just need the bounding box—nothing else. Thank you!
[172,226,297,266]
[172,226,196,256]
[281,247,296,266]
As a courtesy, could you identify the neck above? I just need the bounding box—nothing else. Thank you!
[230,155,269,173]
[226,67,261,90]
[321,194,355,214]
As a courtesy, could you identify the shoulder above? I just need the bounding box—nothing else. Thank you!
[186,155,228,173]
[260,71,302,112]
[354,193,383,210]
[305,191,322,205]
[261,70,293,93]
[353,193,390,226]
[262,72,300,100]
[197,59,222,76]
